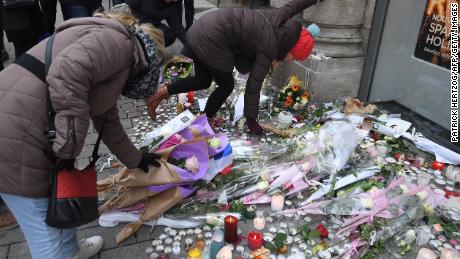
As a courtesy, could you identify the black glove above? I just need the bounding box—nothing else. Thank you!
[246,118,264,135]
[138,153,162,173]
[55,159,76,171]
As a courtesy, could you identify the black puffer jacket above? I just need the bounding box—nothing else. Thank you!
[187,0,318,119]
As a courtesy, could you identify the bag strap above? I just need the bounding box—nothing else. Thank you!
[44,34,57,143]
[14,35,104,162]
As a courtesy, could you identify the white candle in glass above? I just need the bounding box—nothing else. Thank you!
[271,194,285,212]
[253,211,265,230]
[216,245,232,259]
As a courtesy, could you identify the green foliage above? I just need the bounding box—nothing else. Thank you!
[361,240,385,259]
[266,233,288,253]
[299,225,321,242]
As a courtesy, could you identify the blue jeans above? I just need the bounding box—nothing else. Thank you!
[0,193,80,259]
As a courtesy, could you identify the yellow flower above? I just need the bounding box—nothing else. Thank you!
[288,75,302,86]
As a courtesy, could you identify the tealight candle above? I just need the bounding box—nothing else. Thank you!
[247,231,263,251]
[271,194,285,212]
[187,247,202,259]
[216,245,233,259]
[253,211,265,231]
[224,215,238,243]
[172,245,181,255]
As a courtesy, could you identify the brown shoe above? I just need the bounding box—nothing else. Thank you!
[146,85,170,121]
[0,210,18,232]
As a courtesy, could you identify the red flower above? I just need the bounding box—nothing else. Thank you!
[219,204,232,212]
[316,224,329,238]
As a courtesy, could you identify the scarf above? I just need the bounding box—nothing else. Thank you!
[123,28,162,99]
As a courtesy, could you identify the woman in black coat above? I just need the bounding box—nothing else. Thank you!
[147,0,321,134]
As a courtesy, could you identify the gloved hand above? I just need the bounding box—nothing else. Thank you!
[56,159,75,171]
[246,118,264,135]
[137,153,162,173]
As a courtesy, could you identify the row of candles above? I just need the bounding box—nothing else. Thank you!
[187,194,285,258]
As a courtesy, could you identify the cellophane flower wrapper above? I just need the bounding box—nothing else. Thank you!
[143,110,196,151]
[162,55,194,83]
[115,185,195,244]
[275,75,311,111]
[177,114,215,141]
[97,141,209,212]
[335,177,448,239]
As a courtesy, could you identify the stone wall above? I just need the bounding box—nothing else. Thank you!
[271,0,376,102]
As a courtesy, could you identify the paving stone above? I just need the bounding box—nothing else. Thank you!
[134,225,159,243]
[0,246,8,259]
[77,220,99,230]
[120,119,132,129]
[0,227,24,246]
[8,242,31,259]
[77,224,136,251]
[99,240,152,259]
[85,133,99,145]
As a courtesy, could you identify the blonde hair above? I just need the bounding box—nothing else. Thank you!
[94,10,166,64]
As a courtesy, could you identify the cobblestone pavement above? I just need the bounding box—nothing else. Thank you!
[0,0,216,258]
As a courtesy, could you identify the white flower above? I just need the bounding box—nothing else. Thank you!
[293,103,301,110]
[300,98,308,105]
[361,198,374,209]
[404,229,416,243]
[417,191,428,200]
[296,97,301,101]
[399,184,409,193]
[288,92,292,96]
[185,155,199,173]
[208,137,221,149]
[300,162,311,171]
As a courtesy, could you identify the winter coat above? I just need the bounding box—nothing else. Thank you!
[0,17,149,197]
[125,0,186,44]
[186,0,318,119]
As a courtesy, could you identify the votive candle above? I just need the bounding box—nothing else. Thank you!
[224,215,238,243]
[253,211,265,230]
[271,194,285,212]
[187,247,202,259]
[247,231,263,251]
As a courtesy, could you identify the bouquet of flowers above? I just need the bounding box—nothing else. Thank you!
[277,75,311,110]
[163,55,194,82]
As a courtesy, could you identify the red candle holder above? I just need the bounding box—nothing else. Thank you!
[247,231,262,251]
[224,215,238,243]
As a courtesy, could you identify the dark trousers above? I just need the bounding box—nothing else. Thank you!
[176,0,194,30]
[168,49,234,118]
[39,0,62,34]
[155,23,178,47]
[61,4,99,20]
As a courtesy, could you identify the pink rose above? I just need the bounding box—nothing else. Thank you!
[185,155,199,173]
